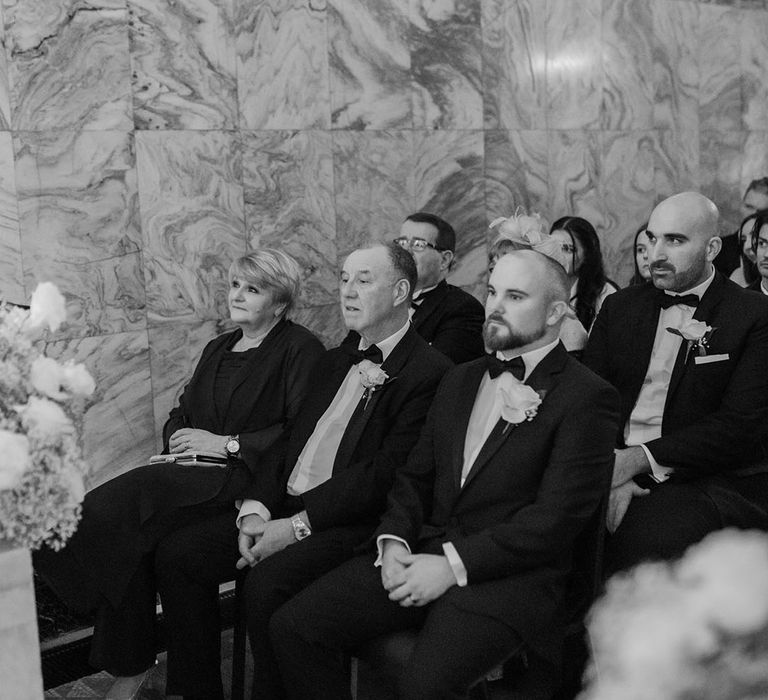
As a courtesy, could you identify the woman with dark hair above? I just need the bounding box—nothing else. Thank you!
[629,223,652,285]
[729,213,760,288]
[34,249,325,700]
[549,216,619,331]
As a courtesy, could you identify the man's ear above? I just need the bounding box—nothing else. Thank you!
[705,236,722,262]
[393,278,411,307]
[546,300,569,328]
[440,249,455,272]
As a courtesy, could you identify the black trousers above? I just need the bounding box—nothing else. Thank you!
[607,473,768,575]
[270,552,524,700]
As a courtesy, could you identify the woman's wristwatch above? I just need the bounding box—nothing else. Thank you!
[225,434,240,457]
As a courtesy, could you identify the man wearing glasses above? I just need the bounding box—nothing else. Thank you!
[392,212,485,364]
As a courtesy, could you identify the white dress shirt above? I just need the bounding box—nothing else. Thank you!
[625,268,715,480]
[377,338,560,587]
[760,280,768,296]
[237,321,410,525]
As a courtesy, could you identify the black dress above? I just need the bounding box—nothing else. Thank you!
[34,319,324,675]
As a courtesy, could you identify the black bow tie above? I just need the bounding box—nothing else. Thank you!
[343,343,383,365]
[486,354,525,381]
[657,292,700,309]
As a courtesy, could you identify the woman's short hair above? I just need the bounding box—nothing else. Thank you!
[228,249,302,316]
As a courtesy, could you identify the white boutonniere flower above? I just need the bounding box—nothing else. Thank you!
[666,320,716,360]
[497,374,543,432]
[358,360,391,410]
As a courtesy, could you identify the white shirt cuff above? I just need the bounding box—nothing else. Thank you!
[638,444,674,482]
[236,499,271,528]
[374,535,410,567]
[441,542,467,587]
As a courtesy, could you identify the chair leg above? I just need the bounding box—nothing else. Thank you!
[349,656,359,700]
[231,575,247,700]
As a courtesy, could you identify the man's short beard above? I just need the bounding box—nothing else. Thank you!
[483,318,545,352]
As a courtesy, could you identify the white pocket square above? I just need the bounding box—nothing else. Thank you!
[694,353,729,364]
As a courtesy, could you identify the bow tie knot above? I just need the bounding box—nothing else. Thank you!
[657,292,700,309]
[343,343,383,365]
[486,354,525,381]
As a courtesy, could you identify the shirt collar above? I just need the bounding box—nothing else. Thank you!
[497,338,560,381]
[761,280,768,296]
[663,265,715,299]
[412,283,439,302]
[358,320,410,362]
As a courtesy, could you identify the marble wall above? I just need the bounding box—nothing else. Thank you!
[1,0,767,485]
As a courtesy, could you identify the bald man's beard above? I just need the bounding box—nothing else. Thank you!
[483,314,545,352]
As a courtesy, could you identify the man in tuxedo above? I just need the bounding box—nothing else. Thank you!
[584,192,768,574]
[154,242,451,700]
[269,250,620,700]
[394,212,485,363]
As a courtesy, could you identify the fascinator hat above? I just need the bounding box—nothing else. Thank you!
[488,207,570,271]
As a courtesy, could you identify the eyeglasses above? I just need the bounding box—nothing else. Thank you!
[393,237,442,253]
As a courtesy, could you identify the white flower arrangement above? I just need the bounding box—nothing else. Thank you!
[497,374,543,431]
[666,320,716,360]
[0,283,93,550]
[358,359,390,410]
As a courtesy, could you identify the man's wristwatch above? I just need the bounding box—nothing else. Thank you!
[225,435,240,457]
[291,513,312,541]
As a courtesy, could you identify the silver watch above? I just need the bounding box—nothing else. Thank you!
[291,513,312,541]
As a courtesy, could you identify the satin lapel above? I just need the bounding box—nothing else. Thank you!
[451,362,490,490]
[665,273,725,409]
[626,286,662,403]
[332,327,419,472]
[460,343,569,492]
[411,280,448,330]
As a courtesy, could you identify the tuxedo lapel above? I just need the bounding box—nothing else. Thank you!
[411,280,448,330]
[625,287,661,403]
[450,362,489,489]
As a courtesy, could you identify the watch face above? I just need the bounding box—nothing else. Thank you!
[226,438,240,455]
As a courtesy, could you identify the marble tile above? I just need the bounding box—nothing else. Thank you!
[292,303,345,349]
[4,0,132,131]
[484,130,548,226]
[698,3,742,131]
[331,130,412,255]
[600,132,658,283]
[148,320,225,451]
[136,130,246,325]
[410,0,482,129]
[235,0,330,129]
[699,130,744,233]
[328,0,412,129]
[0,5,11,130]
[482,0,546,130]
[44,330,154,488]
[545,0,602,130]
[741,9,768,129]
[652,0,699,132]
[242,130,337,308]
[601,0,654,130]
[655,128,700,199]
[547,130,606,232]
[129,0,238,130]
[0,131,23,304]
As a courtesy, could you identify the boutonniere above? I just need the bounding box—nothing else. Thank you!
[358,360,394,410]
[497,374,544,434]
[666,320,717,362]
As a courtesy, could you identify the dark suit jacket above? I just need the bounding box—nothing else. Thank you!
[243,326,452,534]
[747,278,766,294]
[411,279,485,363]
[583,275,768,477]
[375,343,619,661]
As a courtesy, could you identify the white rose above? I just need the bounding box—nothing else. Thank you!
[28,282,67,333]
[16,396,73,440]
[0,430,31,490]
[61,360,96,396]
[678,320,711,342]
[358,360,389,389]
[497,376,542,425]
[30,356,67,399]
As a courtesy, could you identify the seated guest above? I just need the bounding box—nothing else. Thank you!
[549,216,619,332]
[153,242,451,700]
[393,212,485,363]
[629,223,651,285]
[583,192,768,575]
[34,250,324,700]
[488,208,588,354]
[748,210,768,296]
[729,213,760,287]
[269,250,620,700]
[715,177,768,276]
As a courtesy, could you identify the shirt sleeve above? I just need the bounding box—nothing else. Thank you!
[374,535,411,567]
[639,444,673,482]
[441,542,468,587]
[235,499,272,528]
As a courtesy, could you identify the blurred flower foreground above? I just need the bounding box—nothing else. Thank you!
[0,283,94,550]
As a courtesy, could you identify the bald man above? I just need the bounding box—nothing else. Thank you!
[270,251,619,700]
[584,192,768,573]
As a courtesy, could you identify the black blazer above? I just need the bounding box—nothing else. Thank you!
[747,278,766,294]
[375,343,619,662]
[243,326,452,533]
[583,275,768,476]
[411,280,485,363]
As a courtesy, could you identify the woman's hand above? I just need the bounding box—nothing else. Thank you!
[168,428,226,456]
